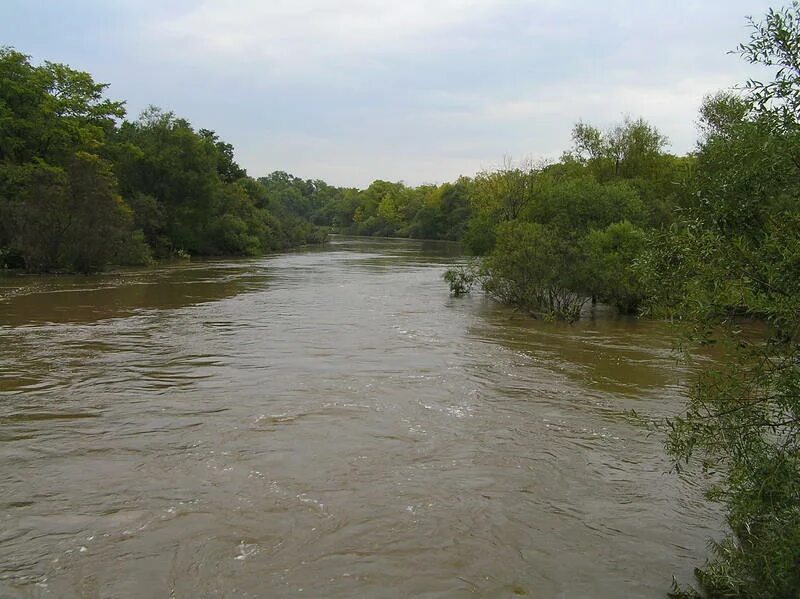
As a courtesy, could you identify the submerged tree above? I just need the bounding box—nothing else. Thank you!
[482,221,589,321]
[583,220,647,314]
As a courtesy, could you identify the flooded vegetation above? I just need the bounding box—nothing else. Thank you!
[1,238,719,598]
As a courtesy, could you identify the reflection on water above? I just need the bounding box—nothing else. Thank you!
[471,309,688,395]
[0,262,274,324]
[0,236,719,598]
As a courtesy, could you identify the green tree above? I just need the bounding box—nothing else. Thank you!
[568,116,669,181]
[483,221,588,321]
[199,128,247,183]
[111,107,220,254]
[471,158,539,224]
[0,48,145,272]
[583,221,647,313]
[458,148,653,314]
[523,175,645,232]
[644,5,800,597]
[9,153,146,272]
[0,47,125,166]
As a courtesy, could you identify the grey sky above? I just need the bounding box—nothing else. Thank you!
[1,0,778,187]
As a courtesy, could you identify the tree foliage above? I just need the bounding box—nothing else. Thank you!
[483,221,589,321]
[641,5,800,597]
[0,50,326,272]
[441,119,676,319]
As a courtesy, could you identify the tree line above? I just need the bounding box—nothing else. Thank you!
[0,49,326,273]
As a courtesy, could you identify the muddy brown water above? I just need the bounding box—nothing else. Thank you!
[0,236,720,598]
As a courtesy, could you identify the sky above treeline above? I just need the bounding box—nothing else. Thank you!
[1,0,779,187]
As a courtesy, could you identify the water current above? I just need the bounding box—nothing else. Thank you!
[0,236,720,598]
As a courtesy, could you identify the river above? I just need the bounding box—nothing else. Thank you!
[0,236,719,598]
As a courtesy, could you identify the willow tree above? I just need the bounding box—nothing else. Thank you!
[646,5,800,597]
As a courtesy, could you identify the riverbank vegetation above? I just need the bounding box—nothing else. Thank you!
[650,6,800,597]
[443,3,799,595]
[450,119,681,320]
[0,49,326,273]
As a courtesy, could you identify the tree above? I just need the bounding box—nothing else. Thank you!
[0,49,144,272]
[0,47,124,165]
[738,3,800,126]
[10,153,146,272]
[583,221,647,313]
[644,5,800,597]
[199,128,247,183]
[471,157,539,223]
[482,221,589,321]
[568,117,669,181]
[523,175,645,232]
[112,107,230,255]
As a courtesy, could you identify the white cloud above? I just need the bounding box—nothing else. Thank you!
[150,0,517,71]
[477,75,737,128]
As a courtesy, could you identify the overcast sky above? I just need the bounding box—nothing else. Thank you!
[1,0,778,187]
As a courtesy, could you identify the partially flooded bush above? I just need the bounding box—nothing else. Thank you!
[481,221,588,322]
[443,264,479,296]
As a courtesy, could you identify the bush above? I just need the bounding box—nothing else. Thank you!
[443,264,479,296]
[583,220,647,313]
[483,221,588,321]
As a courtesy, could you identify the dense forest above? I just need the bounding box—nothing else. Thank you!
[2,3,799,597]
[0,50,327,274]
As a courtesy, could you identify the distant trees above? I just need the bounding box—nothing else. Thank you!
[269,172,474,242]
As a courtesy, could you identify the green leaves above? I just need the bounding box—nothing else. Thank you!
[0,48,124,165]
[583,220,647,313]
[0,48,328,271]
[737,2,800,125]
[443,264,479,297]
[568,116,669,181]
[482,221,589,321]
[650,6,800,597]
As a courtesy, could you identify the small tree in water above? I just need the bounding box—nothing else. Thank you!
[446,222,589,322]
[483,221,588,321]
[443,264,479,296]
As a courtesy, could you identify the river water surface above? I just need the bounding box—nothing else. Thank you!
[1,237,719,598]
